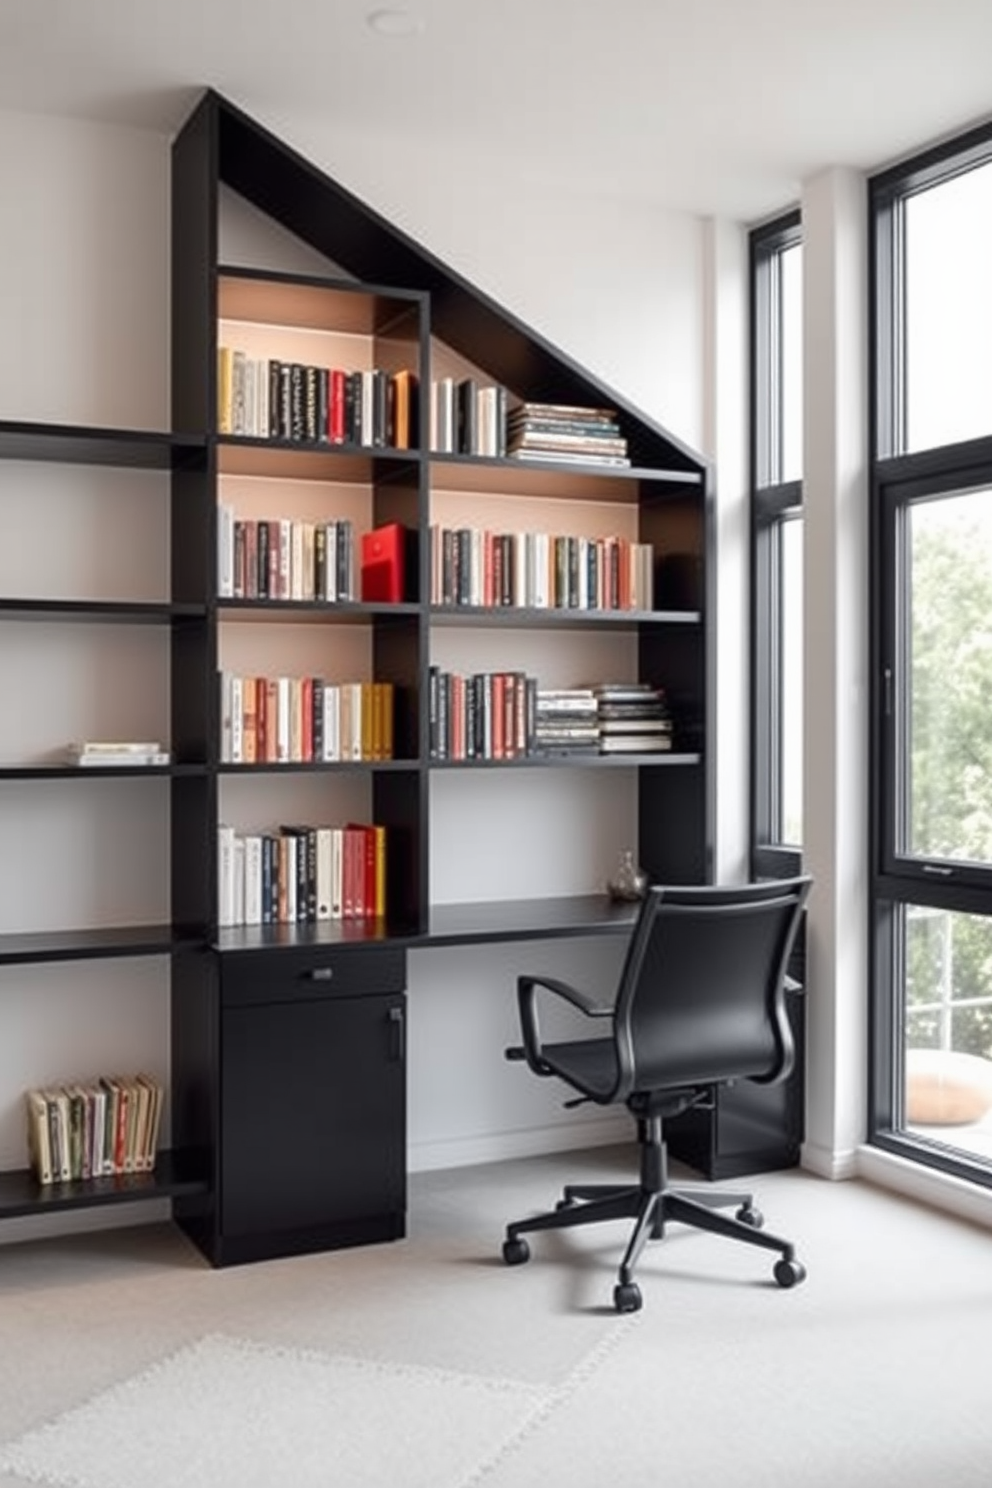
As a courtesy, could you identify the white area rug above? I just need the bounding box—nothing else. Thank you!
[0,1334,563,1488]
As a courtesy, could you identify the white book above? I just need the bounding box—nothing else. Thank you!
[229,675,244,763]
[324,684,339,761]
[244,835,263,925]
[290,522,304,601]
[577,537,590,610]
[534,532,550,608]
[276,676,291,761]
[514,533,527,608]
[73,740,163,755]
[361,369,375,446]
[217,502,235,597]
[330,827,344,919]
[233,836,246,926]
[316,827,333,920]
[278,518,292,599]
[74,751,170,767]
[217,824,236,928]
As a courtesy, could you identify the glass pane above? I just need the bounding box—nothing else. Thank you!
[779,515,803,845]
[905,161,992,452]
[780,244,803,483]
[903,905,992,1166]
[906,489,992,865]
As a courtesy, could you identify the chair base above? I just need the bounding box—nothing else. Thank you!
[502,1122,805,1309]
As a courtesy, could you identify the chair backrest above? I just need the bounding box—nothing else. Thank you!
[610,878,811,1103]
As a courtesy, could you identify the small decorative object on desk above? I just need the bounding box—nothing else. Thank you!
[607,849,648,902]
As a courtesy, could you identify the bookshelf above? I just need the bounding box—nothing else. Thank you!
[0,89,799,1256]
[0,421,210,1221]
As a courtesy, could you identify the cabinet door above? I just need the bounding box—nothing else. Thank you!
[220,992,405,1237]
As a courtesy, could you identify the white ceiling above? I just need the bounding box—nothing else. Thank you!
[1,0,992,221]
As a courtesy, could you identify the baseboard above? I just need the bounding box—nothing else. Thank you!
[800,1140,860,1181]
[856,1144,992,1231]
[408,1114,630,1173]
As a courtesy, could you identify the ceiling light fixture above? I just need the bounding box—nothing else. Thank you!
[366,8,425,37]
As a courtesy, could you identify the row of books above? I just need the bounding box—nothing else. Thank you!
[218,510,357,603]
[25,1074,164,1186]
[507,402,631,468]
[217,822,386,926]
[430,377,507,457]
[428,675,674,760]
[219,675,396,764]
[217,350,418,449]
[429,525,655,611]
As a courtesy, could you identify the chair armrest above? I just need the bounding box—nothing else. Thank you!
[514,973,612,1076]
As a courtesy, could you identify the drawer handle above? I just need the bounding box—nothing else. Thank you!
[303,966,334,982]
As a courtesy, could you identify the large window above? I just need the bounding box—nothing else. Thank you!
[751,212,803,876]
[871,123,992,1185]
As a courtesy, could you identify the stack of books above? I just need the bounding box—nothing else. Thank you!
[25,1074,163,1185]
[67,742,170,768]
[595,684,673,754]
[507,403,630,467]
[533,688,600,756]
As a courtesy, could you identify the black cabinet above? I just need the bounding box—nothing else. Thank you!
[174,947,406,1266]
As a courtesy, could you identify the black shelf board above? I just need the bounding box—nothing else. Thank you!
[420,894,639,947]
[0,925,197,967]
[429,605,700,629]
[215,919,417,953]
[429,753,700,769]
[218,599,420,623]
[429,451,701,486]
[0,1150,208,1220]
[0,420,203,469]
[0,600,207,624]
[215,434,420,483]
[217,759,418,775]
[0,765,206,781]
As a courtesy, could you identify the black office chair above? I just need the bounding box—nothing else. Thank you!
[502,877,812,1312]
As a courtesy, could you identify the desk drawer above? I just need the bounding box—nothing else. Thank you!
[221,946,406,1006]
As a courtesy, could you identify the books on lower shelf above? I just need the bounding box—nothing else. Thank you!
[217,510,356,601]
[428,674,676,759]
[218,675,396,764]
[24,1074,163,1186]
[429,525,654,610]
[218,822,386,926]
[595,683,673,754]
[67,742,171,767]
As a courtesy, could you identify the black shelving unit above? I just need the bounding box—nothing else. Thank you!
[0,88,800,1260]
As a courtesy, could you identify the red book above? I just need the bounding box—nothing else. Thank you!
[360,522,406,603]
[329,368,346,444]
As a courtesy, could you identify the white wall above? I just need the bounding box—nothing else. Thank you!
[0,107,712,1232]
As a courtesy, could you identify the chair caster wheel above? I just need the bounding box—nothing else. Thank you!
[736,1205,764,1228]
[613,1282,642,1313]
[773,1257,806,1288]
[502,1237,530,1266]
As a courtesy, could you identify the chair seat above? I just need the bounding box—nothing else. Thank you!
[543,1039,617,1101]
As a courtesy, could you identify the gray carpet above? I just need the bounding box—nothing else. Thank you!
[0,1146,990,1486]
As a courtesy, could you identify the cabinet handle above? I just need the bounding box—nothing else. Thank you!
[388,1004,405,1061]
[303,966,334,981]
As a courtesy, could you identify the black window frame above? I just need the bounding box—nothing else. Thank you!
[750,209,803,880]
[869,117,992,1186]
